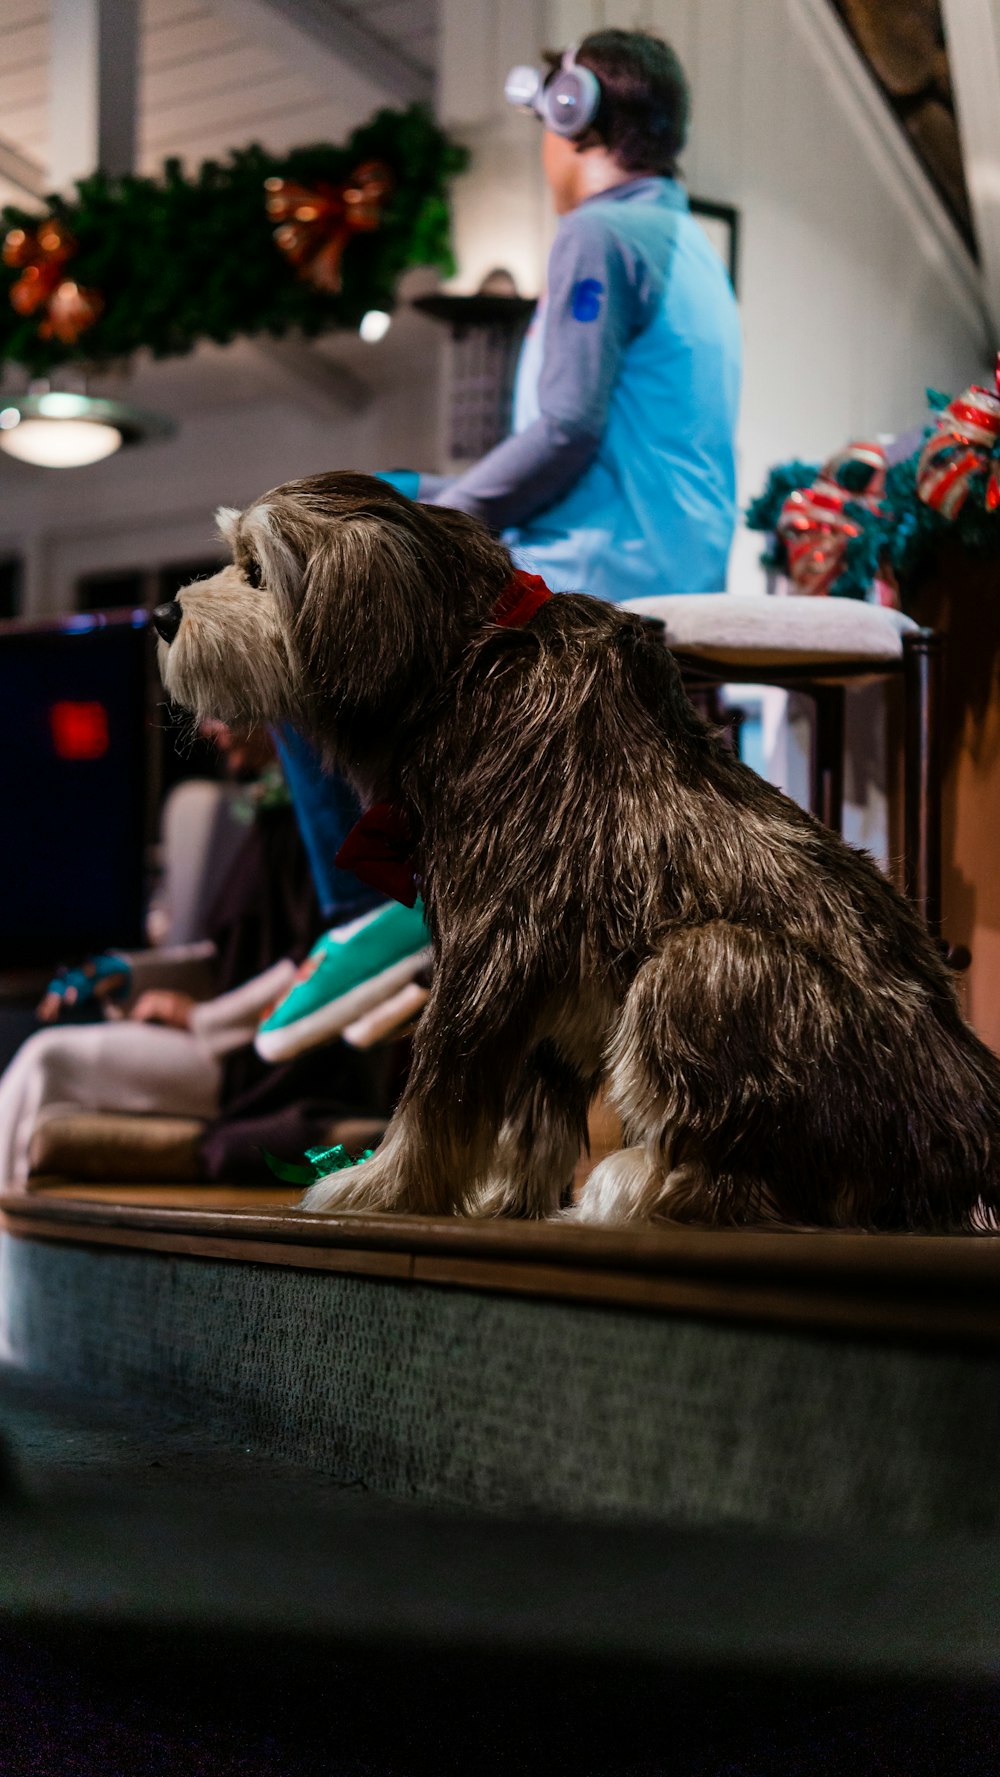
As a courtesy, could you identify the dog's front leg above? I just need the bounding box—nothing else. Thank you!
[299,1102,455,1215]
[466,1040,596,1218]
[300,972,520,1217]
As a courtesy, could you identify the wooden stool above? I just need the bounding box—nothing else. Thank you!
[627,593,951,951]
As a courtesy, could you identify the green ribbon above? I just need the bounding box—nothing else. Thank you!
[263,1142,374,1186]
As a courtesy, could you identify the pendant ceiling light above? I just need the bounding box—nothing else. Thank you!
[0,391,174,469]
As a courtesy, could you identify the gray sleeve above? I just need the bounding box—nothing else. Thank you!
[431,211,645,531]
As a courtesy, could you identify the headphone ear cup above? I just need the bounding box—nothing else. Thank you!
[541,63,602,137]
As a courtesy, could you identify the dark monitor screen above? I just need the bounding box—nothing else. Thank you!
[0,612,151,966]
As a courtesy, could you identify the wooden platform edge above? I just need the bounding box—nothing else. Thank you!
[3,1186,1000,1346]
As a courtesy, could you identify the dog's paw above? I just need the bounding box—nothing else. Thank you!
[299,1131,446,1216]
[300,1170,376,1214]
[568,1147,657,1224]
[298,1141,400,1213]
[462,1174,522,1217]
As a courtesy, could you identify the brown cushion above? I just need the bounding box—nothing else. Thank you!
[27,1112,206,1186]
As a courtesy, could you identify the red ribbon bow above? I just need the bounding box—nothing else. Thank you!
[777,441,887,597]
[264,161,393,295]
[916,356,1000,518]
[334,571,553,904]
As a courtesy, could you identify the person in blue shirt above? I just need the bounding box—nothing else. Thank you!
[428,29,743,602]
[257,29,744,1064]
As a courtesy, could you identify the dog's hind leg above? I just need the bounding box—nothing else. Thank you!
[569,1135,715,1225]
[470,981,617,1217]
[570,1146,657,1223]
[569,922,829,1227]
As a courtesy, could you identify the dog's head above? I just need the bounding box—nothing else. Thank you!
[155,471,513,752]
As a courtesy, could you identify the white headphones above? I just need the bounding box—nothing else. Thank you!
[504,47,602,139]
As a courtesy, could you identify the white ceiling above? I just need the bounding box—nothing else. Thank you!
[0,0,438,194]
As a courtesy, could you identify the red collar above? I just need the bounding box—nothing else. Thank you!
[333,571,552,906]
[491,569,552,628]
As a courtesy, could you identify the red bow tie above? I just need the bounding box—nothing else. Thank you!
[334,571,552,906]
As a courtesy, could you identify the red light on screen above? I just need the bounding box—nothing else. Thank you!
[49,700,110,761]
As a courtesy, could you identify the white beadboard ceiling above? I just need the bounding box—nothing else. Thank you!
[0,0,439,196]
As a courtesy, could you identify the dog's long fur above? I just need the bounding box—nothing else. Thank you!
[159,471,1000,1228]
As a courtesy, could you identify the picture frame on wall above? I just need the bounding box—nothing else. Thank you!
[690,198,740,294]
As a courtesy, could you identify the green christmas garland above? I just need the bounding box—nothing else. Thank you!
[0,105,467,375]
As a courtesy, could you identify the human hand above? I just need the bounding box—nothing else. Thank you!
[37,954,131,1023]
[129,990,196,1031]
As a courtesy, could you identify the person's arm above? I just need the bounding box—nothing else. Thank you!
[36,941,220,1024]
[122,942,220,1005]
[187,958,298,1056]
[432,211,648,531]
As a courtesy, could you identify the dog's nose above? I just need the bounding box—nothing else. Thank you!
[152,600,182,644]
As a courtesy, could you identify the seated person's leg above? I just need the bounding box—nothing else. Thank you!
[0,1021,223,1187]
[271,725,383,925]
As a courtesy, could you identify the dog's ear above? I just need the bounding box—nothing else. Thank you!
[215,507,240,549]
[294,512,437,709]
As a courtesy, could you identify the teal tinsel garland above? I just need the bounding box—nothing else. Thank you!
[747,409,1000,606]
[882,452,1000,581]
[264,1143,373,1186]
[834,501,886,601]
[744,460,820,538]
[0,106,468,374]
[744,459,821,576]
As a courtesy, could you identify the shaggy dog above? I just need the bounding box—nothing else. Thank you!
[156,471,1000,1228]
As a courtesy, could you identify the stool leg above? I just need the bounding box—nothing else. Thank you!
[810,686,844,833]
[903,627,943,942]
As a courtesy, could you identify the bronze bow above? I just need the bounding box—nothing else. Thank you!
[264,161,393,294]
[3,218,103,345]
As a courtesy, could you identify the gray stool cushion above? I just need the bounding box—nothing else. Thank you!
[625,594,917,668]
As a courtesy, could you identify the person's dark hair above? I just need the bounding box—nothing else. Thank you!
[548,29,689,174]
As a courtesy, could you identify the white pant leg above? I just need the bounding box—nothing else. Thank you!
[0,1022,223,1187]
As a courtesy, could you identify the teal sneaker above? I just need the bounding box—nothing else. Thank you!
[254,900,431,1063]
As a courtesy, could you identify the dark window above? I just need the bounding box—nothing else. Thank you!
[157,559,224,602]
[77,568,148,613]
[0,617,149,962]
[154,559,230,797]
[0,557,23,619]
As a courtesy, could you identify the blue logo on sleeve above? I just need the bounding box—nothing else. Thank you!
[571,277,604,322]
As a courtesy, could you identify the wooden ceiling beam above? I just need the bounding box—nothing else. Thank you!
[207,0,432,108]
[0,134,47,202]
[794,0,987,352]
[49,0,140,188]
